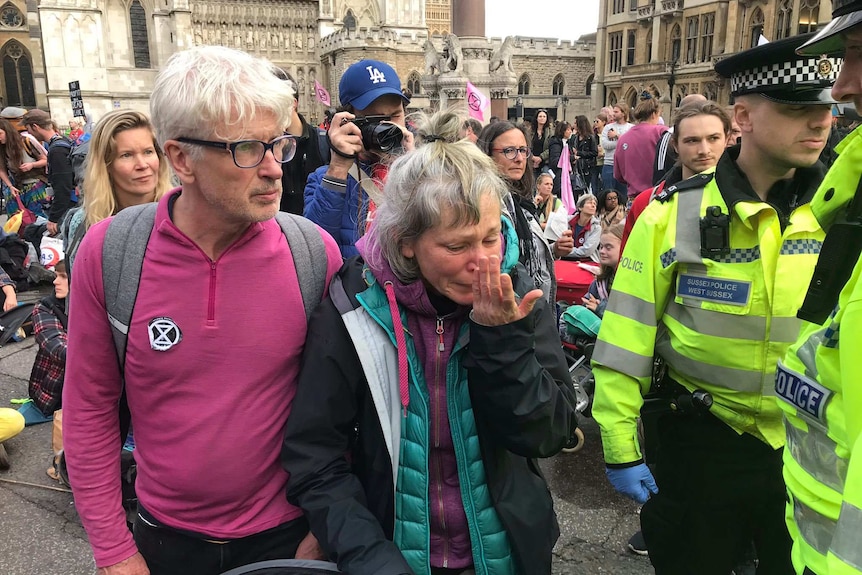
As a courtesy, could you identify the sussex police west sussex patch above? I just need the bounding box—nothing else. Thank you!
[677,274,751,306]
[775,361,832,424]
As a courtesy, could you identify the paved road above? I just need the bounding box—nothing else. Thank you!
[0,322,651,575]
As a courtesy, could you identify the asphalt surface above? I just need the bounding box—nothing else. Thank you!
[0,298,651,575]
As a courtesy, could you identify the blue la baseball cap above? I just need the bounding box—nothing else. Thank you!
[338,59,409,110]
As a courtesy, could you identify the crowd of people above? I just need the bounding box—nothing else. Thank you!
[0,9,860,575]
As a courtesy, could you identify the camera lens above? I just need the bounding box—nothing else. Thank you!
[360,123,403,152]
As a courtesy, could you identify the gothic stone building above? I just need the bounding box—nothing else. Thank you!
[1,0,594,128]
[593,0,832,117]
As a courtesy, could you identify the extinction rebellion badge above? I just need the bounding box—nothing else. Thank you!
[148,317,182,352]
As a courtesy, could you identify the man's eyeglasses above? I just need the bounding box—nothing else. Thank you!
[176,134,297,168]
[492,146,532,160]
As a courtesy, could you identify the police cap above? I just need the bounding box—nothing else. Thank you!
[715,33,839,105]
[797,0,862,56]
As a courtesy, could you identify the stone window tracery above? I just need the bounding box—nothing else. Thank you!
[130,0,151,68]
[2,41,35,106]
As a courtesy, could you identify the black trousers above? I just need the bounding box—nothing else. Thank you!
[133,507,310,575]
[640,412,792,575]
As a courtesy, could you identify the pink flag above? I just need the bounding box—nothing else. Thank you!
[314,80,331,107]
[466,81,488,122]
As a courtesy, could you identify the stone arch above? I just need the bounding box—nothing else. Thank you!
[607,91,618,107]
[669,23,681,62]
[748,7,765,48]
[406,71,421,95]
[552,74,565,96]
[624,86,638,112]
[517,73,530,95]
[1,40,35,106]
[129,0,151,68]
[585,74,594,97]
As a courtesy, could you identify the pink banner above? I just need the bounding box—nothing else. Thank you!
[466,81,488,122]
[314,80,331,107]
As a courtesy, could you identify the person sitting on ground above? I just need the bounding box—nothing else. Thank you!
[535,172,563,230]
[283,108,577,575]
[560,223,624,344]
[597,188,626,228]
[62,109,172,278]
[0,406,24,470]
[304,59,414,257]
[0,263,18,311]
[565,193,601,262]
[29,258,68,419]
[581,223,623,320]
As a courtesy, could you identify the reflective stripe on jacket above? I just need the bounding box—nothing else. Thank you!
[778,126,862,575]
[591,160,824,465]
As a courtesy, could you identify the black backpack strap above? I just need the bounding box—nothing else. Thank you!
[274,212,328,321]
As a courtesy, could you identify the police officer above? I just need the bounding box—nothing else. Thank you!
[778,4,862,575]
[591,33,838,574]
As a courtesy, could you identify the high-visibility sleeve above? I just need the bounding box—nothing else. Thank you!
[592,199,675,465]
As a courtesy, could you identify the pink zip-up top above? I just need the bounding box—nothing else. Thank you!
[62,189,342,568]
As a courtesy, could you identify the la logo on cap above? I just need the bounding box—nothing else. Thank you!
[367,65,387,84]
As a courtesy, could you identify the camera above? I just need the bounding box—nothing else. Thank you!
[343,115,403,153]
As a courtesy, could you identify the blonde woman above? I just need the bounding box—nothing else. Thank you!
[63,110,171,276]
[535,172,563,230]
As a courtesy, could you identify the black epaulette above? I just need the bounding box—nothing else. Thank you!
[655,172,715,203]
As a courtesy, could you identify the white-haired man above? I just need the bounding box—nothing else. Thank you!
[63,46,343,575]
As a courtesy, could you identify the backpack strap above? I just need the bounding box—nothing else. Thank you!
[102,203,158,373]
[275,212,328,321]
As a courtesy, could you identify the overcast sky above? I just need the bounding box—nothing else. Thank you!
[486,0,601,42]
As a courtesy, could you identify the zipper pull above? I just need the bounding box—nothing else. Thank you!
[436,317,444,352]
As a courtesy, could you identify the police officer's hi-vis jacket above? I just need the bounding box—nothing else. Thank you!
[591,148,826,466]
[777,127,862,575]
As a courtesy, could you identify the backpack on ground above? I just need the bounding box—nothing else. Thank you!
[58,203,328,513]
[0,233,30,283]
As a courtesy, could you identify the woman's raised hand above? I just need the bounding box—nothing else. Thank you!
[471,255,543,326]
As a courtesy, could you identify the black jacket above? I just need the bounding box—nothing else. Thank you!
[280,113,325,215]
[46,135,77,224]
[574,134,598,174]
[283,257,576,575]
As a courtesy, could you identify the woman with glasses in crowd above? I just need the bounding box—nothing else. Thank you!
[597,188,626,228]
[478,121,572,303]
[283,109,576,575]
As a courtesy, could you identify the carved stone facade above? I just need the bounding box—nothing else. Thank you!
[594,0,833,118]
[15,0,595,130]
[0,1,47,108]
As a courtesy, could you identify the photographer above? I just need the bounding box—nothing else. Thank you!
[304,60,414,257]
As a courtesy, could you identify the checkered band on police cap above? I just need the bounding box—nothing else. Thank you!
[730,56,841,95]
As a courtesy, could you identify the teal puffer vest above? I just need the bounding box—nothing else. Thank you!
[355,269,518,575]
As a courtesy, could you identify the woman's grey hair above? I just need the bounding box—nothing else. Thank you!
[367,108,508,283]
[150,46,294,153]
[577,193,598,209]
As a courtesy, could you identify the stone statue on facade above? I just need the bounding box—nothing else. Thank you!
[423,39,440,75]
[443,34,462,73]
[489,37,516,74]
